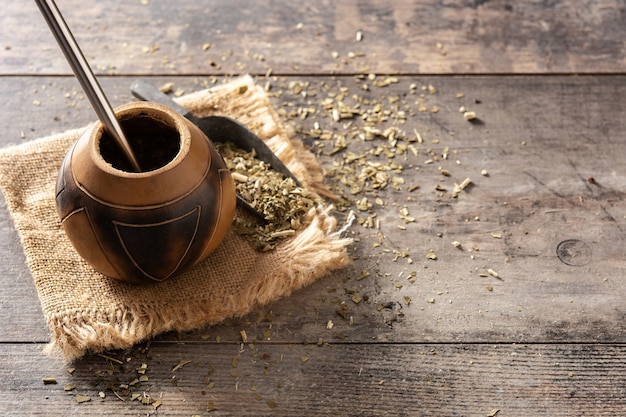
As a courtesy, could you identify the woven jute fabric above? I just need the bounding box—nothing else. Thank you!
[0,76,351,361]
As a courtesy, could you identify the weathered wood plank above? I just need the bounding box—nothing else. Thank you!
[2,0,624,414]
[0,343,625,416]
[1,75,625,346]
[3,0,625,76]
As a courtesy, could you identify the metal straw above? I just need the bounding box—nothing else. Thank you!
[35,0,142,172]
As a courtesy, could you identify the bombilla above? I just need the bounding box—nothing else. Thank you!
[34,0,142,172]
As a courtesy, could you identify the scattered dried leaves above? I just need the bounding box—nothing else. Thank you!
[39,73,492,413]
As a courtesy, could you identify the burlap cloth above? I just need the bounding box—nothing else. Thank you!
[0,76,351,361]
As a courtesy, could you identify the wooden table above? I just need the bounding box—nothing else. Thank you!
[1,0,625,415]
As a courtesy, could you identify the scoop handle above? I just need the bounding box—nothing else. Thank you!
[130,80,196,121]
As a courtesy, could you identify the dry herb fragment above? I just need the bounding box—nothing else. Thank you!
[452,177,472,197]
[97,353,123,364]
[75,394,91,404]
[231,172,248,182]
[136,363,148,374]
[159,82,174,93]
[488,268,500,279]
[172,359,192,372]
[463,111,477,121]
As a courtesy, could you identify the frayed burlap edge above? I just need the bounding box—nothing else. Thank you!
[0,75,352,361]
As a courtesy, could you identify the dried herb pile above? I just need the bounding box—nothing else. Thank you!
[215,142,322,251]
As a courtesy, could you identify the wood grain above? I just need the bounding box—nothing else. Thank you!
[1,75,624,346]
[2,0,626,414]
[3,0,625,76]
[0,343,624,416]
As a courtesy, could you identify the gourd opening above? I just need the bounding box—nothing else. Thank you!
[99,115,181,173]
